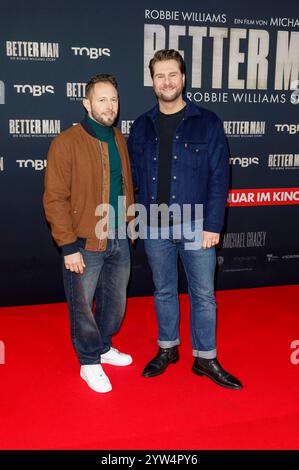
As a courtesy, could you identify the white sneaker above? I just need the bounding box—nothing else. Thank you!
[80,364,112,393]
[101,347,133,366]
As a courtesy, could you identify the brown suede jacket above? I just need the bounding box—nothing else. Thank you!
[43,116,134,254]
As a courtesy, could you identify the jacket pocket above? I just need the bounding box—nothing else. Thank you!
[183,142,208,169]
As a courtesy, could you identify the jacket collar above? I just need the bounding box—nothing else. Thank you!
[145,98,202,121]
[80,114,98,138]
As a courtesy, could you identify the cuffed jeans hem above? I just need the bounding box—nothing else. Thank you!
[100,347,111,355]
[158,339,180,348]
[79,360,101,365]
[193,349,217,359]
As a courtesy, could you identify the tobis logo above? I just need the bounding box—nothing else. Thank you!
[229,157,259,167]
[14,84,54,96]
[16,159,47,170]
[71,47,111,59]
[275,124,299,134]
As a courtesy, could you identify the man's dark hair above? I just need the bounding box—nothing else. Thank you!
[149,49,185,78]
[85,74,117,98]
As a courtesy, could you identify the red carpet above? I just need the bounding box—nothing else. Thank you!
[0,285,298,450]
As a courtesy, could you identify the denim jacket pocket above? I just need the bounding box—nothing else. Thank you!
[183,142,208,169]
[135,140,157,169]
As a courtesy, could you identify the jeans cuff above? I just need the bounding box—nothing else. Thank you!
[158,339,180,348]
[100,347,111,355]
[192,349,217,359]
[79,360,101,365]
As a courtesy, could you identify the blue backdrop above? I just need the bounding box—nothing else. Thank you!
[0,0,299,306]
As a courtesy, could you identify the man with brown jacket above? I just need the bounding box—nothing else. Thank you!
[44,74,134,393]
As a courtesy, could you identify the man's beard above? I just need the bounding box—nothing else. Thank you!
[155,85,183,103]
[90,108,116,127]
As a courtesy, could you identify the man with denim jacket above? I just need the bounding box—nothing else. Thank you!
[44,74,134,393]
[128,50,242,390]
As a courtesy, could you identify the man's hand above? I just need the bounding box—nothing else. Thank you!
[64,252,86,274]
[202,231,220,249]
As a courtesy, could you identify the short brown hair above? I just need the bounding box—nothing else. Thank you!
[85,74,117,98]
[149,49,185,78]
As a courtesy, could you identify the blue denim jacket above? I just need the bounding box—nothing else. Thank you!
[127,100,229,233]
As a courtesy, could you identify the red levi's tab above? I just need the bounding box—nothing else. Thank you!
[227,188,299,206]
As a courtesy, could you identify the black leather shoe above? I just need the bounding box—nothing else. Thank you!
[192,357,243,390]
[142,347,179,377]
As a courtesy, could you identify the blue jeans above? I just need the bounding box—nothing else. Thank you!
[144,224,217,359]
[63,235,130,365]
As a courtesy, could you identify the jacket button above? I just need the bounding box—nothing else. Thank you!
[176,135,179,139]
[152,177,156,181]
[173,176,177,180]
[173,156,178,160]
[153,157,157,161]
[172,195,176,199]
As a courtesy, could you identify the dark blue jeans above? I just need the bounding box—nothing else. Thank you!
[144,224,217,359]
[63,236,130,365]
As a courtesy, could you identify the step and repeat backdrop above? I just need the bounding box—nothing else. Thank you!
[0,0,298,305]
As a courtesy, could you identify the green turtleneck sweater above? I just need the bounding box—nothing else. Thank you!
[88,116,124,230]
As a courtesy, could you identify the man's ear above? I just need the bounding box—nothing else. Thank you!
[83,98,91,113]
